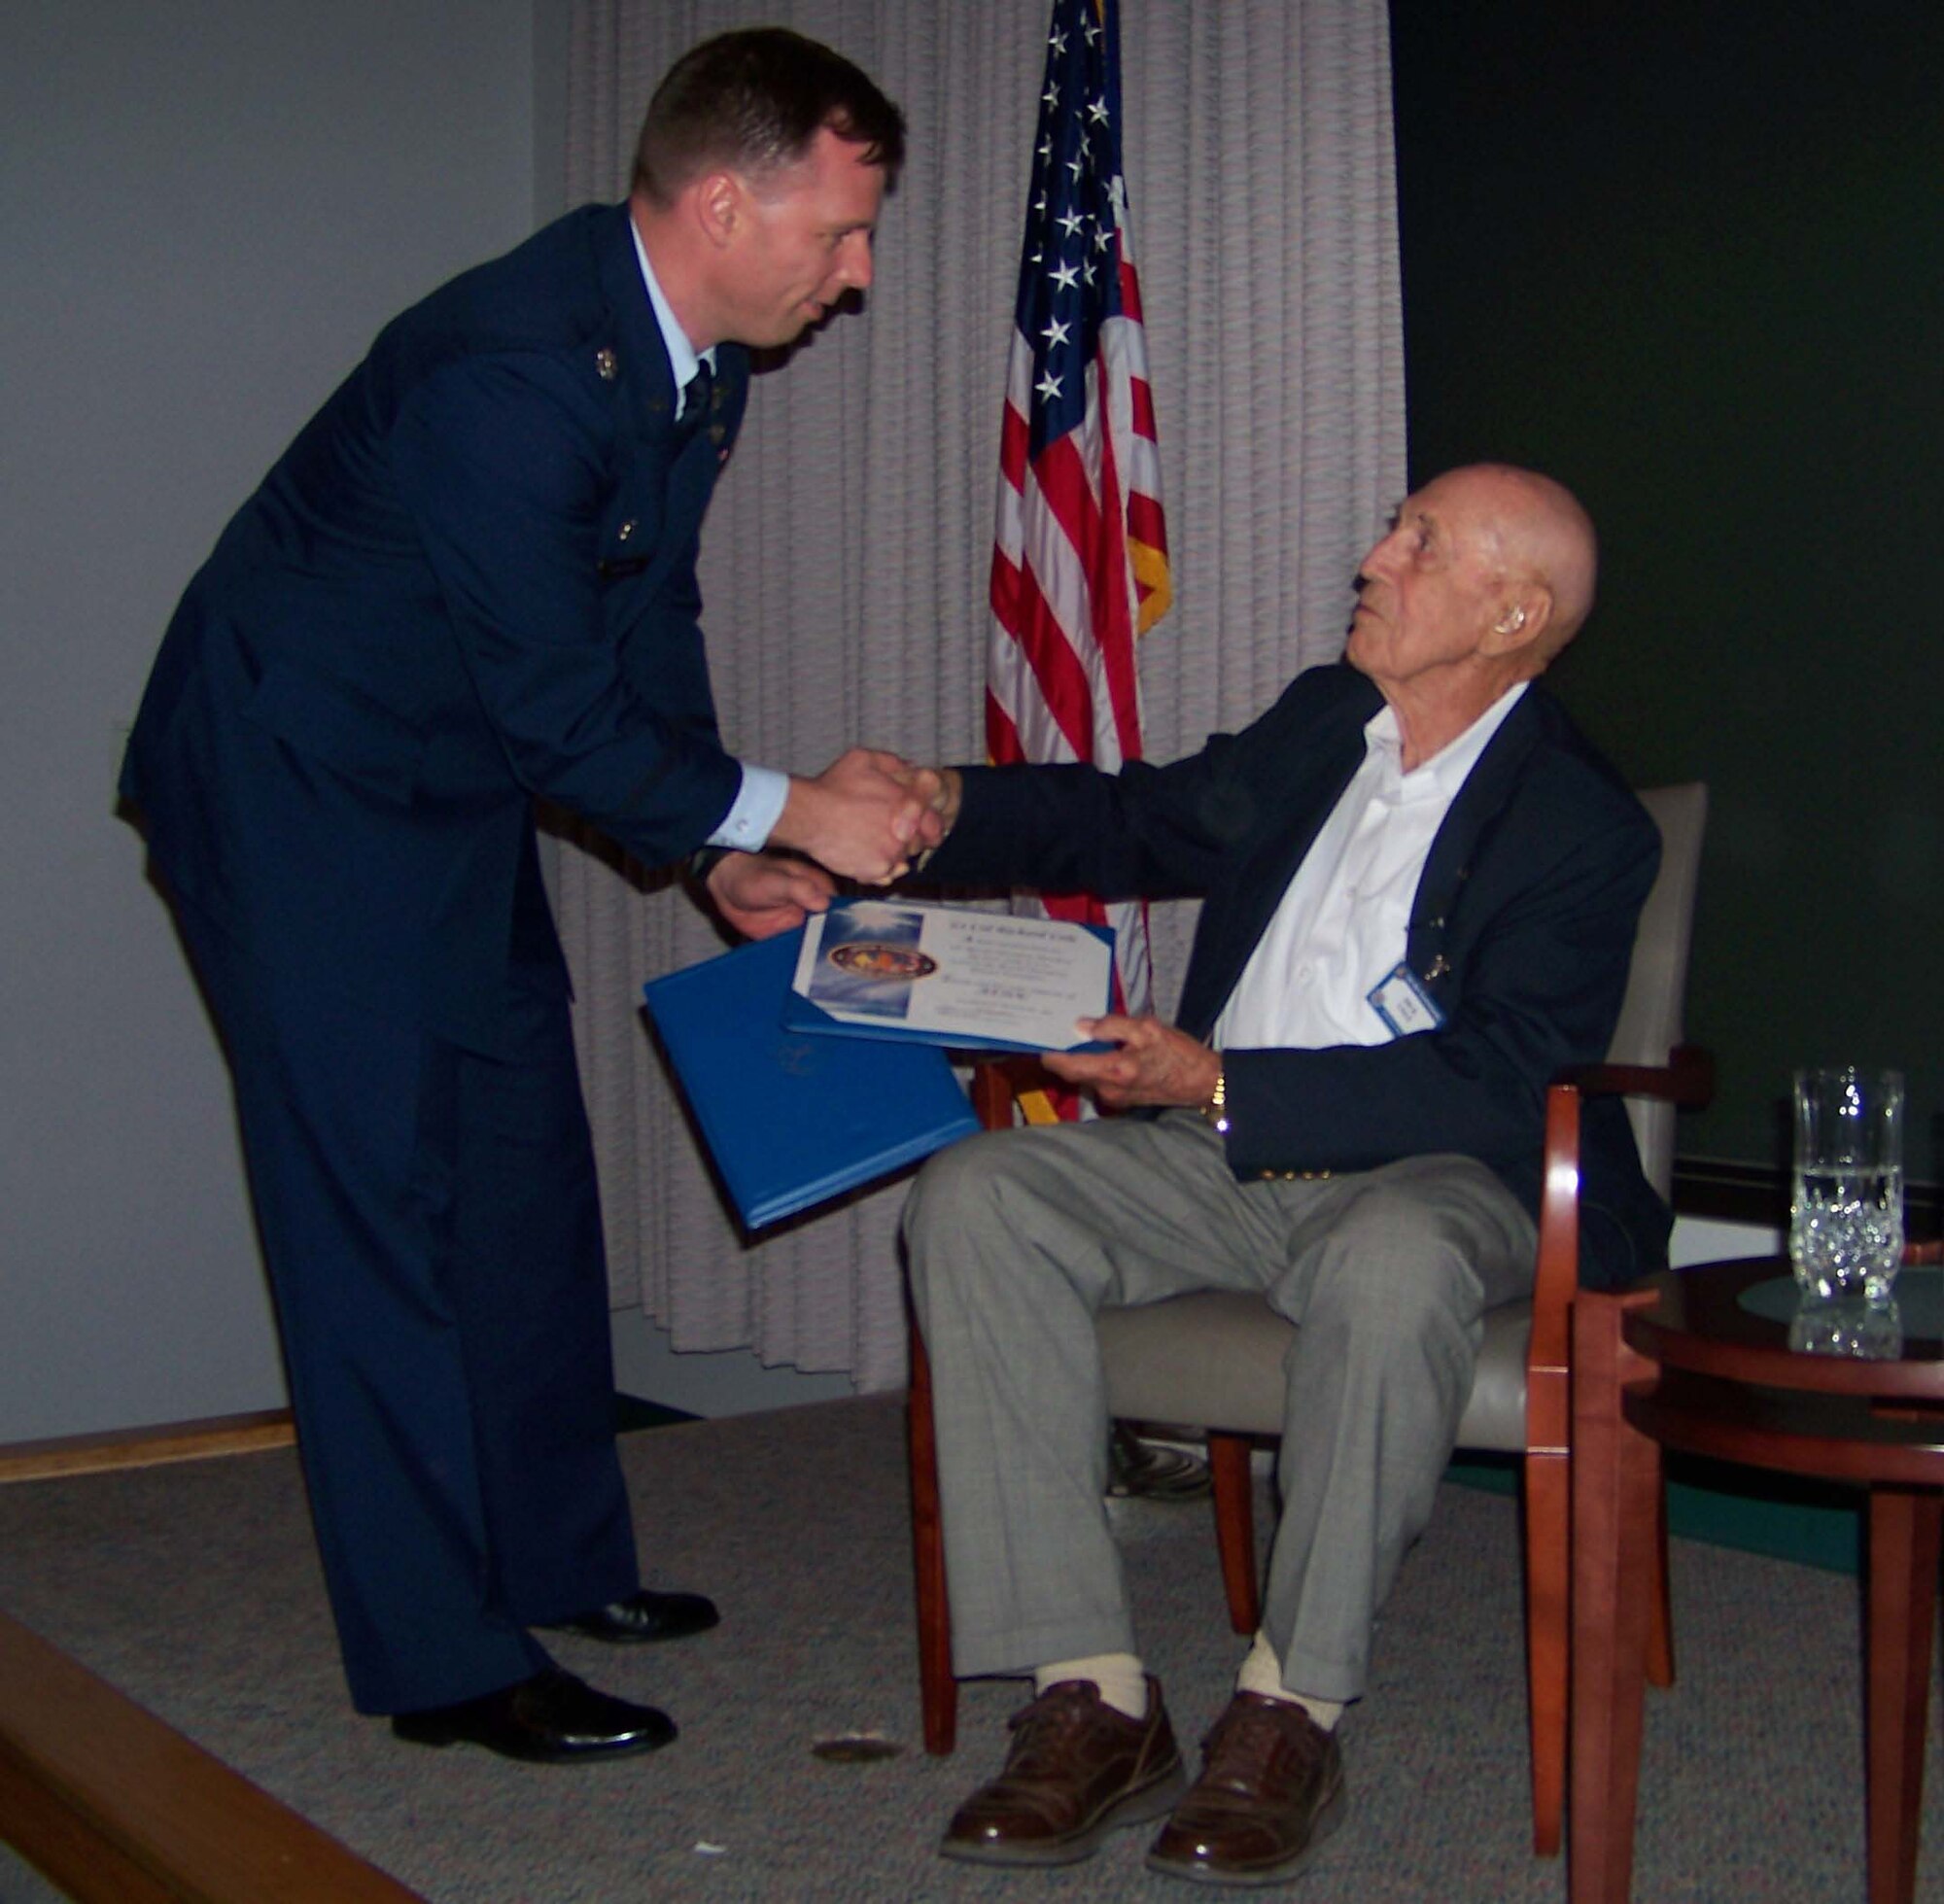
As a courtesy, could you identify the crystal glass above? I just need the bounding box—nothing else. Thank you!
[1788,1296,1903,1361]
[1788,1067,1905,1303]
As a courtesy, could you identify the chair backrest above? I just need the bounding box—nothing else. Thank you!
[1610,783,1708,1197]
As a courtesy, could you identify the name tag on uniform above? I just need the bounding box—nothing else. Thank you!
[1368,961,1445,1039]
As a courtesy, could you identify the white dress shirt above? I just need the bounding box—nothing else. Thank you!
[1211,682,1527,1053]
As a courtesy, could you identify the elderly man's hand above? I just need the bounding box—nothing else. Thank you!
[1040,1015,1222,1112]
[704,850,836,940]
[770,748,947,884]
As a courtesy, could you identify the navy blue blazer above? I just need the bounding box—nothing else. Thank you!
[122,204,749,1055]
[923,663,1671,1289]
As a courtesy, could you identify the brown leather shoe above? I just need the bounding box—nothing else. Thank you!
[1146,1692,1345,1886]
[940,1677,1188,1867]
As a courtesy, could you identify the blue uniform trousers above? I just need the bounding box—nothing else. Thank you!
[175,897,640,1714]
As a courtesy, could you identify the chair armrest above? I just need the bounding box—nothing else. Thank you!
[1526,1083,1586,1403]
[1557,1044,1716,1109]
[970,1055,1061,1132]
[1525,1047,1716,1404]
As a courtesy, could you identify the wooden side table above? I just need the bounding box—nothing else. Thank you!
[1572,1252,1944,1904]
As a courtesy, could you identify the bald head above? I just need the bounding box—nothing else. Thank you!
[1345,463,1600,766]
[1457,463,1599,663]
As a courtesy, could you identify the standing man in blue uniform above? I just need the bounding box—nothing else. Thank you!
[120,29,929,1762]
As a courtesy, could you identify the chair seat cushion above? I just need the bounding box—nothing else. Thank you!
[1096,1292,1535,1455]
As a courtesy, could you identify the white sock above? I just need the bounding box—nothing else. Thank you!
[1035,1651,1149,1719]
[1235,1630,1344,1732]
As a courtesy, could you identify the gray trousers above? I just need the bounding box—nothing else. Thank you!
[903,1110,1536,1704]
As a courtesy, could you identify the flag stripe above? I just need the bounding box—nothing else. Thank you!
[990,541,1097,756]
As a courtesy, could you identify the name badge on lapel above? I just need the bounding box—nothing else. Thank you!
[1368,961,1446,1039]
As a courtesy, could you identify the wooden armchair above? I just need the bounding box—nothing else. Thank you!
[908,783,1713,1858]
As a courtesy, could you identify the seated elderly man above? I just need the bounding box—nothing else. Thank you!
[900,464,1670,1886]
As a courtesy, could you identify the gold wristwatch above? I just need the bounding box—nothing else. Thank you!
[1201,1064,1230,1136]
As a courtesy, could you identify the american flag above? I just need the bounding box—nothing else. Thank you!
[988,0,1169,1023]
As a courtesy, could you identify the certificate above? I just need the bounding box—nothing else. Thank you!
[783,898,1115,1054]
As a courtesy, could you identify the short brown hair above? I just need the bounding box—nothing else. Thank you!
[632,27,905,204]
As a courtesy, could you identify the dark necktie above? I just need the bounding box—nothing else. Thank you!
[676,362,712,447]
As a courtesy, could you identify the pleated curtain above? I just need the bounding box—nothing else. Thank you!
[557,0,1406,1390]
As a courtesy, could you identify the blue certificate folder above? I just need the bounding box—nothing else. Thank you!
[642,928,981,1231]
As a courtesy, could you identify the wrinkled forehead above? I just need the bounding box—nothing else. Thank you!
[1400,471,1510,560]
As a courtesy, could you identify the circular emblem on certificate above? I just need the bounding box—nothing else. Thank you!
[826,943,938,981]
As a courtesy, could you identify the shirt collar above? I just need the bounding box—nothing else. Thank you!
[1364,680,1529,798]
[629,216,716,399]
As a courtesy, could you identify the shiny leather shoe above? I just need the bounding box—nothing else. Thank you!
[940,1677,1187,1867]
[541,1587,720,1644]
[1146,1692,1345,1886]
[391,1667,676,1763]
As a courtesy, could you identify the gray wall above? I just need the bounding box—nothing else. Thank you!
[2,1,544,1442]
[4,0,856,1443]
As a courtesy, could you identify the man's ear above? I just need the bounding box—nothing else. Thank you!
[692,171,742,250]
[1485,586,1552,657]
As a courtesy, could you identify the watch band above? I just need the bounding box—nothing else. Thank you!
[1201,1064,1230,1136]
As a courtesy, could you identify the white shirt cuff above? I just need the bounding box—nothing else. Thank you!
[707,763,789,851]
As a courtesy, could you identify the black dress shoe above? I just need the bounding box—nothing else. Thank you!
[391,1667,675,1763]
[542,1587,720,1644]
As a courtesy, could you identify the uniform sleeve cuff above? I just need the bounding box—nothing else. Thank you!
[706,762,789,851]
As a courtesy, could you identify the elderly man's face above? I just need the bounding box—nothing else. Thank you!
[1344,470,1511,698]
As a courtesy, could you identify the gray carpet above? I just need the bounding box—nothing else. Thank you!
[1,1394,1938,1901]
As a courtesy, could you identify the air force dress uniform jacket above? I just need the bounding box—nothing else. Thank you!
[119,203,749,1714]
[122,201,749,1054]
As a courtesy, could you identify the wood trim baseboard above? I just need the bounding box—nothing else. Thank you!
[0,1610,422,1903]
[0,1411,295,1486]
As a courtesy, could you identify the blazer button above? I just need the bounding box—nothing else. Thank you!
[595,347,618,380]
[617,519,637,541]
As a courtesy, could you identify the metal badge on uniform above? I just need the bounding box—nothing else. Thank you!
[1368,961,1445,1038]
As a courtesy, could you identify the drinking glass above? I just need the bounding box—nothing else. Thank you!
[1789,1067,1905,1303]
[1788,1296,1903,1361]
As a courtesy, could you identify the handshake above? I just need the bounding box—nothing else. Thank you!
[773,747,960,884]
[703,749,962,942]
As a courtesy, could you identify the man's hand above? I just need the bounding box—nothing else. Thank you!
[1040,1015,1222,1112]
[924,766,963,837]
[705,850,837,940]
[769,748,947,884]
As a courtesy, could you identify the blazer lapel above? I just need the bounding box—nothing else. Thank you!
[1403,687,1546,995]
[591,203,680,443]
